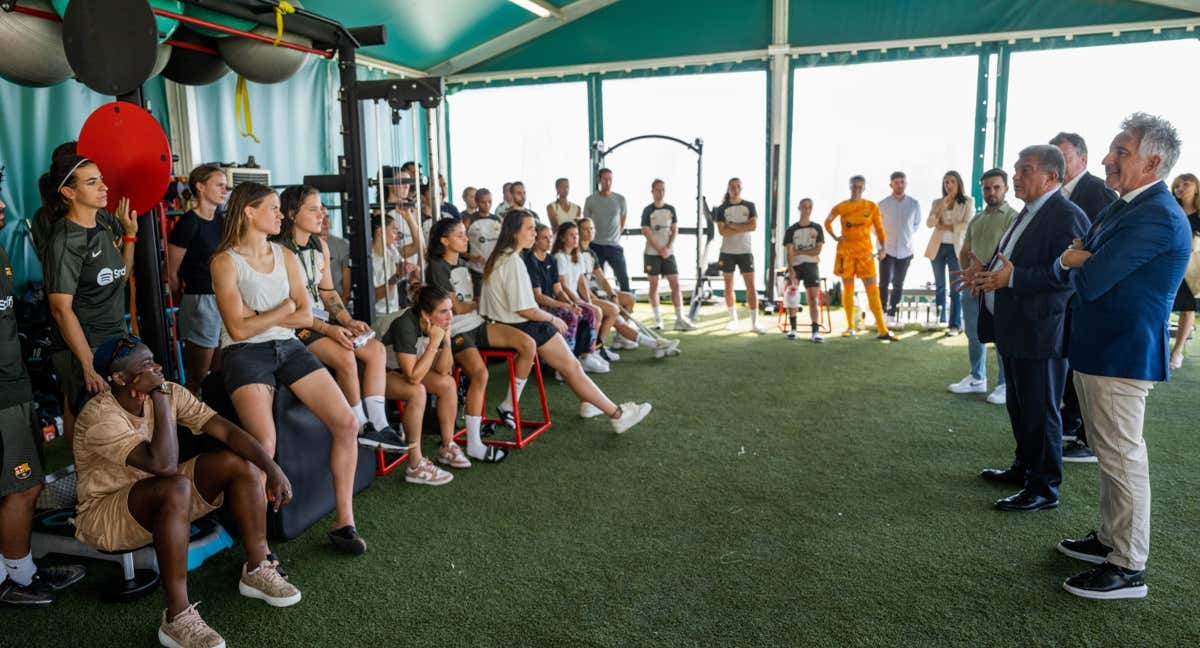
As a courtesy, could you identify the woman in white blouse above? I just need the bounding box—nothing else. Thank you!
[480,210,652,434]
[924,170,972,334]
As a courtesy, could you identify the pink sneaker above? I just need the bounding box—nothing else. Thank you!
[405,457,453,486]
[436,442,472,469]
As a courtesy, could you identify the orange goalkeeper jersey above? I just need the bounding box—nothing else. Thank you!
[825,199,885,258]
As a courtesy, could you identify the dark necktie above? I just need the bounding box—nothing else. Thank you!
[990,206,1029,269]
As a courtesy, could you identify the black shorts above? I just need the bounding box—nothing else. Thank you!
[451,323,490,354]
[509,320,557,348]
[1173,279,1198,313]
[792,263,820,288]
[718,252,754,274]
[644,254,679,277]
[221,338,325,394]
[295,327,326,346]
[0,401,43,497]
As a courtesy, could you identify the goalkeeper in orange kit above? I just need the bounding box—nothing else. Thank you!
[824,175,899,341]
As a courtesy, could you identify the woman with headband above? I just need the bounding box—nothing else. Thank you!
[40,153,138,442]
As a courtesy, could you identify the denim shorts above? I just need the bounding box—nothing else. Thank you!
[179,293,222,348]
[221,338,325,394]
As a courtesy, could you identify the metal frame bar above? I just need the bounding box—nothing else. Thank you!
[970,50,991,209]
[991,45,1012,172]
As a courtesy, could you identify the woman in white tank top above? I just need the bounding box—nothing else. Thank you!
[210,182,368,555]
[546,177,581,229]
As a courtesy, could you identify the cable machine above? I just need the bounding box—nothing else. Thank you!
[590,135,714,320]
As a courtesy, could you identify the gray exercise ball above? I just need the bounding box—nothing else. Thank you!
[0,0,74,86]
[216,20,311,84]
[150,41,171,78]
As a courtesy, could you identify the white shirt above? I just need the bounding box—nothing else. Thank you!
[555,251,588,295]
[877,194,922,258]
[467,215,503,274]
[372,246,403,314]
[1060,172,1085,199]
[1118,180,1157,204]
[390,207,421,265]
[479,250,538,324]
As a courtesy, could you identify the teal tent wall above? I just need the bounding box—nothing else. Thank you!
[0,76,169,292]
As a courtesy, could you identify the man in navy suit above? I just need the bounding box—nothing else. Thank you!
[1050,132,1119,464]
[1054,114,1190,600]
[965,145,1089,512]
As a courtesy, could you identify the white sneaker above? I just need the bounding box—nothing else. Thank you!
[653,317,664,330]
[581,354,610,374]
[751,322,768,334]
[405,458,453,486]
[810,332,825,343]
[665,339,681,356]
[948,376,987,394]
[614,336,638,350]
[986,383,1007,405]
[674,317,697,331]
[611,402,652,434]
[598,346,620,362]
[724,319,742,331]
[579,402,605,418]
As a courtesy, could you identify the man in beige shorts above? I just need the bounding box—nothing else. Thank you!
[74,335,300,648]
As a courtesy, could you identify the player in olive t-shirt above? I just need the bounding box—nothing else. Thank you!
[0,193,87,606]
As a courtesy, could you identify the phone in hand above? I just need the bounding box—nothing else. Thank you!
[352,330,376,349]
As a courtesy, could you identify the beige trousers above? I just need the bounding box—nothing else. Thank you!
[1073,371,1154,571]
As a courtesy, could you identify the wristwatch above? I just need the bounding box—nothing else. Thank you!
[154,383,170,395]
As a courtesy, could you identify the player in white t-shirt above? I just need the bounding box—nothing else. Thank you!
[466,188,503,292]
[713,177,765,333]
[782,198,826,343]
[480,211,652,433]
[640,179,695,331]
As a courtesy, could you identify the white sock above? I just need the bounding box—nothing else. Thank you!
[500,378,527,412]
[350,402,367,427]
[751,310,759,325]
[675,304,684,319]
[652,303,661,320]
[465,415,484,456]
[3,552,36,587]
[637,332,657,348]
[364,395,390,431]
[728,307,738,320]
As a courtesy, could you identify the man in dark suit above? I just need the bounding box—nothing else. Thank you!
[1055,114,1191,599]
[1050,132,1119,464]
[964,145,1089,512]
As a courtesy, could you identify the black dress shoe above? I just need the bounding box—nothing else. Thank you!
[995,490,1059,512]
[980,467,1025,486]
[1063,562,1147,600]
[1057,530,1112,565]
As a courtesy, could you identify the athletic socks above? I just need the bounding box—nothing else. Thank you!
[350,401,367,427]
[651,303,661,321]
[811,322,820,334]
[789,314,797,331]
[866,284,890,335]
[499,378,527,413]
[465,415,485,457]
[364,395,390,431]
[727,306,738,321]
[674,304,685,320]
[843,290,856,331]
[636,332,657,349]
[3,552,36,587]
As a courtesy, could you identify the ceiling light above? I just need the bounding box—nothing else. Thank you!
[508,0,558,18]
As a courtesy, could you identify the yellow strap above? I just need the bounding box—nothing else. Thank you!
[274,1,295,45]
[235,76,260,143]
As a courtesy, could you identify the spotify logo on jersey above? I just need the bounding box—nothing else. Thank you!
[96,266,128,287]
[0,296,12,311]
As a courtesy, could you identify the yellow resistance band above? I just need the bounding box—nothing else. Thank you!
[274,1,295,45]
[235,76,260,143]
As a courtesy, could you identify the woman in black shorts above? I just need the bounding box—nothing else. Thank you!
[40,153,138,440]
[210,182,366,554]
[479,210,652,433]
[426,218,535,462]
[275,185,399,449]
[1170,173,1200,369]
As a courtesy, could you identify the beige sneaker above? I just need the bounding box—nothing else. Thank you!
[239,560,301,607]
[437,442,472,469]
[405,457,454,486]
[158,603,226,648]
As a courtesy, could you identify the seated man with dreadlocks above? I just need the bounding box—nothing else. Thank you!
[73,335,300,648]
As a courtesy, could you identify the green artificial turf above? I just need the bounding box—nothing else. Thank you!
[4,308,1199,647]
